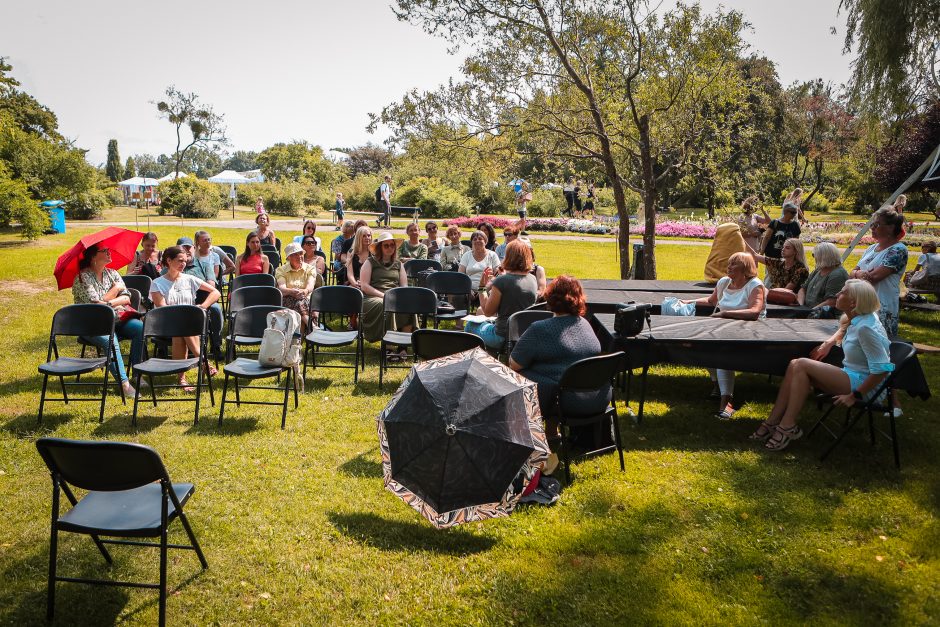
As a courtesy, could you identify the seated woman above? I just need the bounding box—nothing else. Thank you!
[255,212,277,248]
[510,275,605,428]
[126,231,162,278]
[465,240,539,350]
[276,243,321,334]
[300,235,327,276]
[292,219,322,251]
[344,226,373,289]
[440,225,468,271]
[423,221,446,260]
[682,252,767,419]
[495,225,520,261]
[398,222,429,260]
[905,240,940,292]
[458,230,501,299]
[235,231,271,276]
[747,236,809,295]
[150,246,221,390]
[360,232,412,353]
[799,242,849,316]
[72,243,145,398]
[479,222,498,251]
[751,279,894,451]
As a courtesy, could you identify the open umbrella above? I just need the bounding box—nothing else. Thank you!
[377,347,549,528]
[53,227,145,290]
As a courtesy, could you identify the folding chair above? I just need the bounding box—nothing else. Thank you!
[412,329,484,360]
[36,437,207,627]
[122,274,152,310]
[78,289,143,371]
[219,306,298,429]
[303,286,363,383]
[807,341,918,469]
[266,250,281,274]
[131,305,214,426]
[404,259,442,285]
[554,351,626,483]
[379,287,438,387]
[228,285,282,323]
[38,304,124,423]
[274,237,283,254]
[505,309,553,358]
[426,271,472,328]
[225,304,282,361]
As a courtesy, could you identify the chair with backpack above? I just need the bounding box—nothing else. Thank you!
[219,307,300,429]
[303,286,363,383]
[36,437,207,627]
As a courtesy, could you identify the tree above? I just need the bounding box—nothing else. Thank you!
[374,0,749,278]
[344,143,395,177]
[223,150,260,172]
[155,86,227,177]
[0,57,61,141]
[130,153,171,178]
[176,147,223,179]
[123,156,136,179]
[256,141,344,184]
[105,139,122,182]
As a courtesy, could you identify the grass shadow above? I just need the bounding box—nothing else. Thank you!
[3,411,76,437]
[188,415,261,435]
[338,449,383,478]
[93,413,169,436]
[327,511,497,555]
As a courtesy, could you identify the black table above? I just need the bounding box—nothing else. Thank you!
[597,314,931,420]
[579,279,716,293]
[585,290,812,318]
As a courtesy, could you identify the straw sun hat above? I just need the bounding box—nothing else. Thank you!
[369,231,402,255]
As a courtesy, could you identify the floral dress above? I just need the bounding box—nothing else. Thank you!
[857,242,908,336]
[765,258,809,291]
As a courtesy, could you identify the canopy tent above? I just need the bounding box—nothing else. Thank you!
[323,149,349,163]
[157,171,189,182]
[117,177,160,208]
[117,176,160,187]
[209,170,255,218]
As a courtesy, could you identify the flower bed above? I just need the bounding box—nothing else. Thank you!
[443,216,612,234]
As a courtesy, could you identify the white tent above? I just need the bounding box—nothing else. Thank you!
[208,170,252,184]
[324,149,350,163]
[157,172,189,182]
[118,176,160,187]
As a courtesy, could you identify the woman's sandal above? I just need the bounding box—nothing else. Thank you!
[765,424,803,451]
[748,421,779,441]
[715,404,735,421]
[178,377,196,393]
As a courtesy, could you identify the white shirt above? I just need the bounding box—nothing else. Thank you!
[460,249,500,288]
[151,273,203,306]
[715,276,767,319]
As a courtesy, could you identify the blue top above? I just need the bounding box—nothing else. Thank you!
[857,242,908,317]
[842,312,894,376]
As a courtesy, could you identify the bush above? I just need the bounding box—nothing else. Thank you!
[335,175,383,212]
[158,178,224,219]
[527,188,565,217]
[466,177,515,214]
[234,181,307,216]
[0,165,47,239]
[63,188,109,220]
[395,177,471,218]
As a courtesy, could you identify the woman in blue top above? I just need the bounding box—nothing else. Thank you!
[850,207,907,337]
[751,279,894,451]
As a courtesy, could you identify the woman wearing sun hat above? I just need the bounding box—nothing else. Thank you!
[360,232,413,352]
[276,242,321,334]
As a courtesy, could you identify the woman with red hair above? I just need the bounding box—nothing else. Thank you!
[509,275,607,427]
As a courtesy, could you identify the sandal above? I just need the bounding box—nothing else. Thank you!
[765,424,803,451]
[749,421,779,441]
[178,377,196,393]
[204,363,218,377]
[716,404,735,421]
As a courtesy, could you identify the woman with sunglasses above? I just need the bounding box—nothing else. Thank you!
[300,236,327,276]
[359,232,412,352]
[292,219,322,251]
[423,222,446,260]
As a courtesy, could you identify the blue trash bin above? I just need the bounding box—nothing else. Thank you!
[40,200,66,234]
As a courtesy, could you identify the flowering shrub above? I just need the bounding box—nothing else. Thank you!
[443,216,612,234]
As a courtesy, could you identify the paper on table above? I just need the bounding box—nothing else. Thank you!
[462,314,496,324]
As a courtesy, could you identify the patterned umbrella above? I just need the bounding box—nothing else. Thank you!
[377,347,549,528]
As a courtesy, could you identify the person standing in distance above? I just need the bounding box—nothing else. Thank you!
[376,175,392,227]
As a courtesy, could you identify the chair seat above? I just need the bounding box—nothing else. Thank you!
[232,336,263,345]
[134,357,200,376]
[382,330,413,345]
[39,357,108,376]
[58,483,194,538]
[306,329,358,346]
[223,357,283,379]
[436,309,468,320]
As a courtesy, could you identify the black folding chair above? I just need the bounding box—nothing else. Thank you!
[303,286,363,383]
[36,437,207,627]
[266,250,281,274]
[122,274,152,310]
[379,287,438,387]
[426,271,472,328]
[39,304,124,423]
[505,309,553,357]
[225,304,282,361]
[554,351,626,483]
[219,306,298,429]
[260,244,278,256]
[412,329,484,360]
[807,341,918,469]
[231,272,276,291]
[78,289,143,371]
[131,305,214,426]
[274,237,283,254]
[404,259,442,285]
[228,285,282,324]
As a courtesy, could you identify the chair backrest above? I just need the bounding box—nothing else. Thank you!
[461,239,472,248]
[51,304,115,338]
[232,273,276,291]
[218,245,238,262]
[404,259,442,278]
[309,285,362,316]
[559,351,626,391]
[230,286,282,316]
[121,274,152,296]
[507,310,554,343]
[267,251,281,272]
[412,329,484,360]
[274,237,283,253]
[143,305,206,339]
[383,286,439,316]
[878,341,918,394]
[426,271,472,296]
[36,437,168,492]
[127,287,142,311]
[231,305,285,340]
[314,250,327,261]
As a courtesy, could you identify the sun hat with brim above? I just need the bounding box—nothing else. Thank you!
[369,231,402,255]
[284,242,303,257]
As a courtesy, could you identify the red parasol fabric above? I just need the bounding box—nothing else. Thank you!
[53,227,145,290]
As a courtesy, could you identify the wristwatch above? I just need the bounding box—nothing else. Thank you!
[852,390,864,401]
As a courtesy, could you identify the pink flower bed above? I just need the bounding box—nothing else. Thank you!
[629,221,717,239]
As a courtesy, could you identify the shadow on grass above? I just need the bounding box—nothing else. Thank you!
[3,411,75,437]
[189,415,261,435]
[338,449,383,478]
[327,511,497,555]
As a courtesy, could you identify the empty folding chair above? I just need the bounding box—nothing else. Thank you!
[379,287,438,386]
[427,271,472,328]
[412,328,484,361]
[404,259,442,286]
[121,274,152,310]
[36,437,207,627]
[303,286,363,383]
[228,285,282,323]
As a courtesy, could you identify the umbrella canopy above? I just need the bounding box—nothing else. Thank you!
[53,227,145,290]
[118,177,160,187]
[377,347,549,528]
[208,170,252,184]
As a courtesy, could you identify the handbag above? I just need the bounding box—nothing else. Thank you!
[614,302,652,337]
[767,288,799,305]
[118,306,142,323]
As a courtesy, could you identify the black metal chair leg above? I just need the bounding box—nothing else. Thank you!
[611,409,625,471]
[219,374,229,426]
[281,369,290,430]
[637,366,649,423]
[38,374,48,424]
[46,484,59,620]
[177,511,208,569]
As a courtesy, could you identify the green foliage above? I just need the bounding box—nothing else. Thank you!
[395,176,471,218]
[0,57,62,141]
[65,188,110,220]
[130,153,171,178]
[526,188,564,217]
[105,139,122,182]
[466,175,515,214]
[223,150,259,172]
[0,163,46,239]
[235,181,306,216]
[157,177,224,218]
[123,156,136,179]
[257,141,346,185]
[335,175,384,211]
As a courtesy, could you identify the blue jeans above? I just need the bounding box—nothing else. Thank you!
[84,318,144,383]
[464,320,505,350]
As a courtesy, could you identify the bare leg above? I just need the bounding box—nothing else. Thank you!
[774,358,851,429]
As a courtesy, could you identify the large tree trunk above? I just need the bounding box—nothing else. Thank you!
[639,115,658,280]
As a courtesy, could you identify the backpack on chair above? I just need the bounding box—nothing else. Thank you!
[258,308,304,391]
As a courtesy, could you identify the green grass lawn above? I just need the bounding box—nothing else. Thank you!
[0,227,938,624]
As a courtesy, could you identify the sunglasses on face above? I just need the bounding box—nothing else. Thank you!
[98,248,111,254]
[303,241,315,246]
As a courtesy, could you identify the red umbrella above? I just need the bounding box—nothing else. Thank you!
[53,227,145,290]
